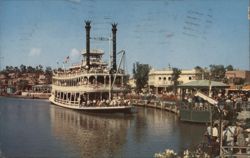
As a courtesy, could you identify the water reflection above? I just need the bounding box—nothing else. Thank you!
[0,97,205,158]
[129,107,205,156]
[50,106,133,158]
[50,106,205,157]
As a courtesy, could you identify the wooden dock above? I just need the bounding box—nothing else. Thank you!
[132,99,179,115]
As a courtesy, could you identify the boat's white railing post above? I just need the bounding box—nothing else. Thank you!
[109,73,112,100]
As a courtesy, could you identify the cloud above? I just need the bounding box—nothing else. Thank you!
[70,48,81,61]
[28,48,41,57]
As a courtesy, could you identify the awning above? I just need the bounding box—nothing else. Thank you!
[178,80,229,89]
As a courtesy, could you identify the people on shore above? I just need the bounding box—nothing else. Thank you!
[235,123,245,154]
[223,124,235,147]
[212,123,219,142]
[205,123,212,145]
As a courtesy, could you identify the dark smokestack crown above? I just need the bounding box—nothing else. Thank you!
[85,20,91,28]
[112,23,117,32]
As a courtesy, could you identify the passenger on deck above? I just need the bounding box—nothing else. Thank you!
[106,100,110,105]
[100,100,106,106]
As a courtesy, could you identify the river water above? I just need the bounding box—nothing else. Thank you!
[0,97,205,158]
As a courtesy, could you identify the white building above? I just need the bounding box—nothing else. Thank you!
[148,68,200,94]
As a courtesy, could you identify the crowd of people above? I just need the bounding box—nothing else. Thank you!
[79,97,131,107]
[205,121,250,155]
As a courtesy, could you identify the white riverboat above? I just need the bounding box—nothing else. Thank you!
[49,21,134,113]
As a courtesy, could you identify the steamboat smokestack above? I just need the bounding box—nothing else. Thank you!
[85,20,91,69]
[112,23,117,71]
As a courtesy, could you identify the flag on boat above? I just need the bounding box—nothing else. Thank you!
[63,56,70,63]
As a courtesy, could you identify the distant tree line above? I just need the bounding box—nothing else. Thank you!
[0,64,53,86]
[1,64,52,75]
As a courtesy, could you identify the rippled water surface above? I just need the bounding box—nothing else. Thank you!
[0,97,205,158]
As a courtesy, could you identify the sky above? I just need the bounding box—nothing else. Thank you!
[0,0,249,74]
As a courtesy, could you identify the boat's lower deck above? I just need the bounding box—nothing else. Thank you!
[49,96,135,113]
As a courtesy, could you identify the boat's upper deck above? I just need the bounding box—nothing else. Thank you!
[53,68,126,79]
[82,48,104,57]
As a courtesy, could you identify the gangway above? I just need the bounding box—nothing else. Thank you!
[194,91,218,105]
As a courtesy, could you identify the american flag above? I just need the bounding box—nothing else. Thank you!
[64,56,70,63]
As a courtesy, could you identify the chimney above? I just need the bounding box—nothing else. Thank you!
[85,20,91,69]
[112,23,117,71]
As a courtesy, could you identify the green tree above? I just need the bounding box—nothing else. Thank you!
[14,66,20,73]
[20,64,26,73]
[171,67,181,94]
[45,66,52,84]
[133,62,151,93]
[226,65,234,71]
[27,66,35,73]
[17,79,29,91]
[209,64,226,81]
[14,66,21,78]
[194,66,203,80]
[38,65,43,72]
[5,66,14,73]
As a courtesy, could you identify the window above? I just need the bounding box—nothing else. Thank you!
[163,77,166,80]
[189,76,192,80]
[159,77,161,80]
[168,77,171,80]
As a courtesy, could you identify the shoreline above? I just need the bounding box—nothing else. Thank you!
[0,94,49,100]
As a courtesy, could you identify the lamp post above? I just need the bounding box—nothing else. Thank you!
[218,101,224,157]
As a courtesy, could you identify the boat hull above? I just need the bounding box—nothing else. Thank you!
[49,96,135,113]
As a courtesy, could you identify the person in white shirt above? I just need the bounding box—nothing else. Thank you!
[212,124,219,142]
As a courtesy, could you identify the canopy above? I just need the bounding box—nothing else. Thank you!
[178,80,229,89]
